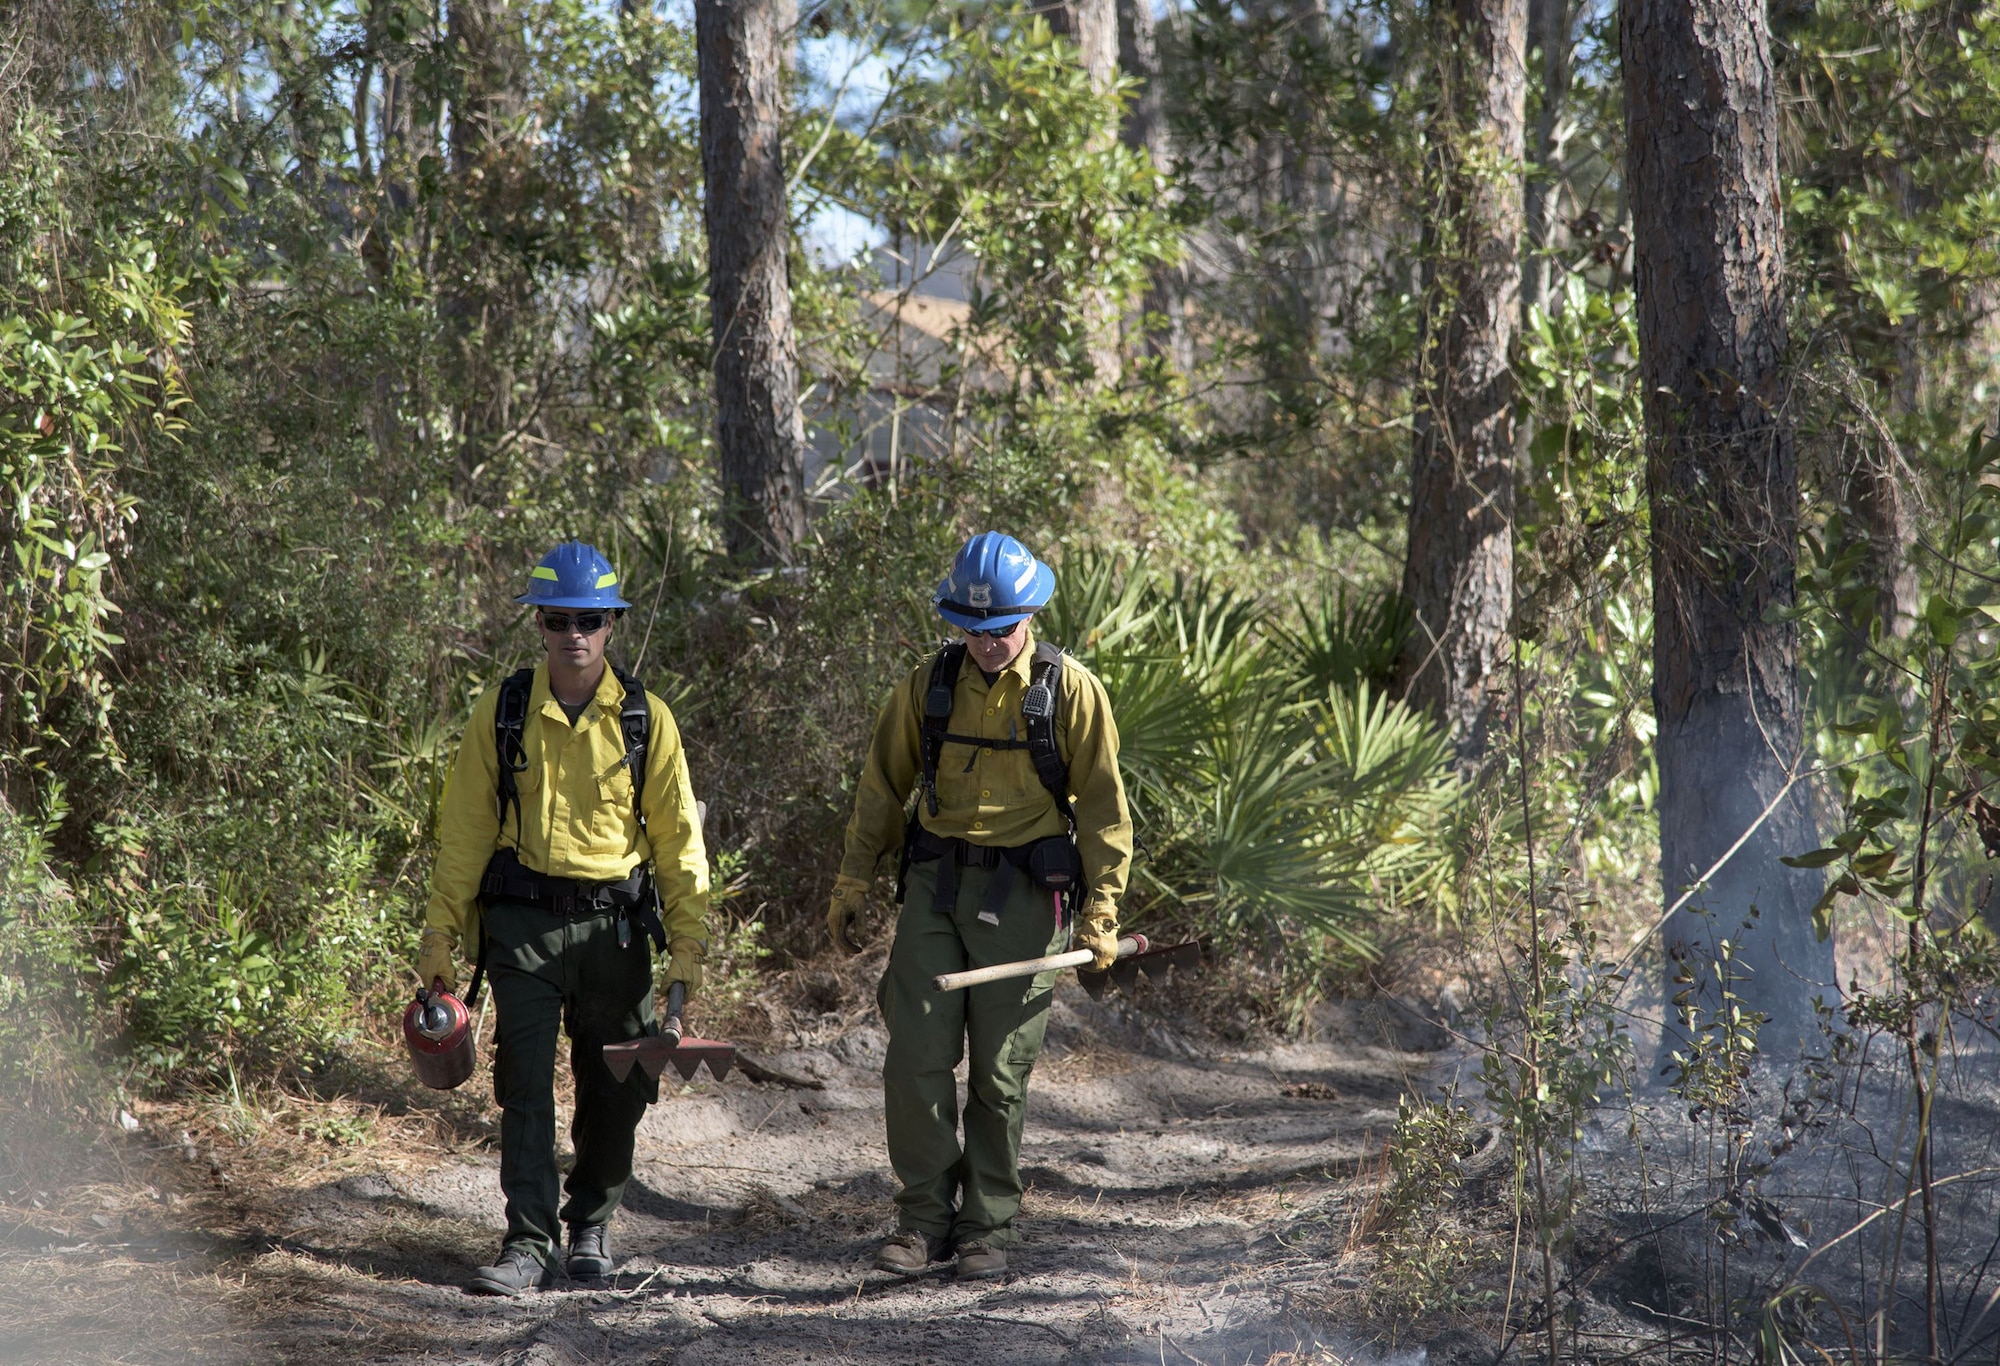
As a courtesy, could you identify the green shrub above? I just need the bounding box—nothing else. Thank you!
[1047,556,1460,986]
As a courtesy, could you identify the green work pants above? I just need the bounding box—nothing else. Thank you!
[484,898,659,1263]
[878,857,1066,1249]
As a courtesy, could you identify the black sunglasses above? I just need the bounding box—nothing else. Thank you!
[538,610,614,634]
[963,621,1020,640]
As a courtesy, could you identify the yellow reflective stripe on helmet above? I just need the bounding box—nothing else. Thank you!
[596,572,618,588]
[531,567,560,581]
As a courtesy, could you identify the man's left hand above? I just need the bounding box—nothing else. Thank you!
[665,936,705,998]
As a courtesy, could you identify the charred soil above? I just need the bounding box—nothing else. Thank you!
[0,980,1450,1365]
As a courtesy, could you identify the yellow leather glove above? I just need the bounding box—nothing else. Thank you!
[415,929,459,995]
[826,875,871,956]
[665,935,705,998]
[1075,907,1121,971]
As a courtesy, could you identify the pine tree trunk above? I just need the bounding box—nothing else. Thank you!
[1624,0,1838,1055]
[1047,0,1123,388]
[1519,0,1570,321]
[444,0,528,481]
[696,0,807,566]
[1117,0,1187,369]
[1397,0,1528,765]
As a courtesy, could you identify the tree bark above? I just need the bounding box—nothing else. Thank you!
[1519,0,1570,321]
[1397,0,1528,766]
[1117,0,1187,369]
[696,0,807,566]
[1046,0,1123,387]
[1624,0,1838,1056]
[444,0,529,482]
[1046,0,1117,88]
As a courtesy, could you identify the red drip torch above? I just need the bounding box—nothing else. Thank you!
[402,978,476,1091]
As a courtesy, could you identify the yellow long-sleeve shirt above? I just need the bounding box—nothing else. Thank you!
[839,628,1133,921]
[424,662,710,956]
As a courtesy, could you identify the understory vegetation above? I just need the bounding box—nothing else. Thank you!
[5,0,2000,1359]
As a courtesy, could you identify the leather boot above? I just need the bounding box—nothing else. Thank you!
[954,1239,1007,1281]
[468,1244,549,1296]
[874,1229,949,1275]
[566,1223,613,1279]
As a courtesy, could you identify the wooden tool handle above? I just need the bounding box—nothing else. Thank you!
[931,935,1148,992]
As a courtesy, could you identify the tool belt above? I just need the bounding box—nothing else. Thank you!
[479,847,666,949]
[905,828,1084,928]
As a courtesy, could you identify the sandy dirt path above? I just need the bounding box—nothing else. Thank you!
[1,988,1444,1365]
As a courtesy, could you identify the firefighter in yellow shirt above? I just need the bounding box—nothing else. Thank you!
[829,532,1133,1281]
[417,541,708,1296]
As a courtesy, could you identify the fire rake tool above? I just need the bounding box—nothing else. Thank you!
[930,933,1202,997]
[602,981,738,1085]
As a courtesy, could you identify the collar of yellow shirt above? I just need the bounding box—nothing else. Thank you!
[961,625,1041,689]
[530,658,629,727]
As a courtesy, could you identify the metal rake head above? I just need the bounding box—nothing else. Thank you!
[602,1037,737,1085]
[1076,938,1202,1000]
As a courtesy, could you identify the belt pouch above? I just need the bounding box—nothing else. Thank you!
[1025,836,1083,894]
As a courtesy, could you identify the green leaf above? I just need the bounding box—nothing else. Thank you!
[1780,847,1846,869]
[1926,593,1960,650]
[1810,873,1859,942]
[1851,849,1898,879]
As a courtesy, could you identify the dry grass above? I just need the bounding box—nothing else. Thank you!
[1036,1038,1140,1081]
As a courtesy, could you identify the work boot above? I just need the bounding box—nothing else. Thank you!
[467,1244,549,1296]
[873,1229,949,1276]
[565,1223,613,1279]
[953,1239,1007,1281]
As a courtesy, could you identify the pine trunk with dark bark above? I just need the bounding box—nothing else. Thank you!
[1519,0,1570,321]
[1046,0,1123,387]
[1397,0,1528,766]
[1117,0,1187,369]
[444,0,529,484]
[1624,0,1838,1055]
[697,0,807,566]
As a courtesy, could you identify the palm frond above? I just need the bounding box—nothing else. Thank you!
[1040,549,1159,657]
[1093,648,1215,809]
[1271,585,1413,694]
[1315,682,1460,907]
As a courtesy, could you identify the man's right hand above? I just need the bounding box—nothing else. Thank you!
[826,876,872,956]
[1075,906,1121,971]
[415,929,459,995]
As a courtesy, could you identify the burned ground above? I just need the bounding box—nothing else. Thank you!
[0,984,1441,1366]
[11,979,2000,1365]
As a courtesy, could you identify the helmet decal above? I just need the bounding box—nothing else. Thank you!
[969,583,993,608]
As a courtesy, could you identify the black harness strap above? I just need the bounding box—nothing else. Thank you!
[495,667,536,839]
[610,663,670,953]
[901,641,1079,920]
[1019,642,1074,829]
[918,644,965,818]
[918,642,1071,820]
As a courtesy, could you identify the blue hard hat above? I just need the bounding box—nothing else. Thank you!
[514,541,634,609]
[934,532,1055,631]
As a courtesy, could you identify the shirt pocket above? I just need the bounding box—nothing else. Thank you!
[986,740,1041,807]
[501,763,543,840]
[588,760,639,853]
